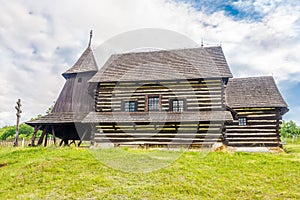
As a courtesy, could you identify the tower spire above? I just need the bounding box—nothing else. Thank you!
[88,30,93,47]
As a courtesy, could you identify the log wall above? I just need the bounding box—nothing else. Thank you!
[95,79,224,112]
[93,121,224,147]
[225,107,282,147]
[93,78,226,146]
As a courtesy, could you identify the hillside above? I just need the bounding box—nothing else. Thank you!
[0,142,300,199]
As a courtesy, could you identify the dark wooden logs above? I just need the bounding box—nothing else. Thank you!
[96,79,224,112]
[51,126,57,146]
[37,126,48,146]
[30,125,41,146]
[93,122,223,147]
[225,108,282,147]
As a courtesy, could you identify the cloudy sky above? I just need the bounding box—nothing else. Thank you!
[0,0,299,127]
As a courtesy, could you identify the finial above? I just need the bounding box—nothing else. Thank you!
[88,30,93,47]
[201,37,204,48]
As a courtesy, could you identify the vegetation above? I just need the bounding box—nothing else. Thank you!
[0,102,56,140]
[0,142,299,199]
[0,124,41,140]
[280,120,300,138]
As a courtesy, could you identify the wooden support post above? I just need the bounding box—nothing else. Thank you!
[13,99,22,147]
[69,140,76,146]
[37,126,48,146]
[51,126,57,146]
[78,129,88,147]
[90,124,96,146]
[59,139,64,146]
[59,139,69,146]
[30,125,41,146]
[64,139,69,146]
[44,132,49,147]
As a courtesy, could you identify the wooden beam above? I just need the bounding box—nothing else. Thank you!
[44,132,48,147]
[78,128,88,147]
[59,139,64,146]
[51,126,57,146]
[30,125,41,146]
[37,126,48,146]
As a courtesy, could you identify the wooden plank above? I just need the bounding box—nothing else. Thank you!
[226,133,277,136]
[94,141,220,145]
[94,137,221,142]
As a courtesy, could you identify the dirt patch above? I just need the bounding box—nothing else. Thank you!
[0,163,8,168]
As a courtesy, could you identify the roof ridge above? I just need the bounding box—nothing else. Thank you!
[231,75,273,80]
[111,46,222,56]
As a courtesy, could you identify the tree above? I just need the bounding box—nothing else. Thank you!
[280,120,300,138]
[0,124,41,140]
[0,126,16,140]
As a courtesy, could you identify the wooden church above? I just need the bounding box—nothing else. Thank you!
[27,32,288,148]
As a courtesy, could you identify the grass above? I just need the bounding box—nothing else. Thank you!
[0,141,299,199]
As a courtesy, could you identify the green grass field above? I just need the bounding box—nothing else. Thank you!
[0,141,299,199]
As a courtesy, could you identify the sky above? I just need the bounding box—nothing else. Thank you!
[0,0,299,127]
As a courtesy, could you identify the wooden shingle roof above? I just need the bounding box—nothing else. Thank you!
[226,76,288,108]
[26,112,88,125]
[82,111,233,123]
[62,46,98,78]
[89,46,232,82]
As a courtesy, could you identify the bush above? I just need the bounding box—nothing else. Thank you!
[0,124,37,140]
[280,120,300,138]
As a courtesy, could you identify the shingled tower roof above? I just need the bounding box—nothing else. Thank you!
[27,31,98,133]
[62,46,98,78]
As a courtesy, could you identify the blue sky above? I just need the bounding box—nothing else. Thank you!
[0,0,299,126]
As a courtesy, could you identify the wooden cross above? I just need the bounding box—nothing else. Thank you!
[13,99,22,147]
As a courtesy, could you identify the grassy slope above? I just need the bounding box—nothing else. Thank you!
[0,142,299,200]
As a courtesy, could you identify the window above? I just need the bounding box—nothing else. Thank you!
[239,117,247,126]
[148,96,160,111]
[78,77,82,83]
[171,99,185,112]
[124,101,137,112]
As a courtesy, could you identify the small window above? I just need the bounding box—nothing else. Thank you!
[239,118,247,126]
[148,96,160,111]
[78,78,82,83]
[124,101,137,112]
[171,99,185,112]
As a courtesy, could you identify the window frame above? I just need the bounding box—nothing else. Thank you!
[238,117,247,126]
[123,100,138,112]
[146,95,162,111]
[170,98,186,112]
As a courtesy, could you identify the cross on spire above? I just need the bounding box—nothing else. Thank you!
[88,30,93,47]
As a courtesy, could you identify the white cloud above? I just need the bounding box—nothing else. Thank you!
[0,0,299,126]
